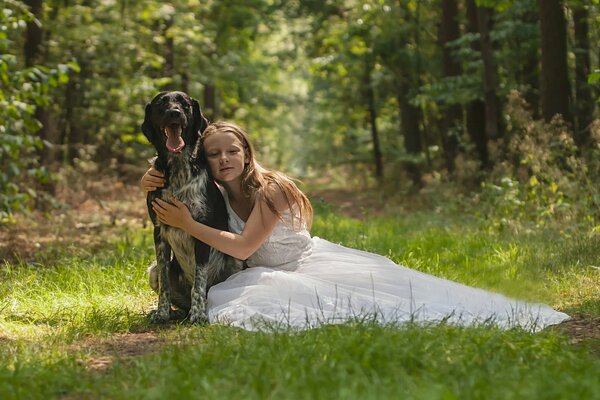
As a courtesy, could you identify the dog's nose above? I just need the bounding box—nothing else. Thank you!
[166,109,182,118]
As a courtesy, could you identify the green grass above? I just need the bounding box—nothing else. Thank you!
[1,200,599,399]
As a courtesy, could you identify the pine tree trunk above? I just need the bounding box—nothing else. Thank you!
[517,4,540,118]
[364,61,383,181]
[398,87,423,185]
[439,0,462,173]
[572,5,593,147]
[538,0,572,123]
[465,0,489,170]
[24,0,52,163]
[162,17,175,91]
[477,6,500,146]
[203,83,219,121]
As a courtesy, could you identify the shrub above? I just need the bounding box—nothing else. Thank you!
[478,91,600,232]
[0,4,75,219]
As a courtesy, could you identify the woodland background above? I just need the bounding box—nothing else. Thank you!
[2,2,600,396]
[1,0,599,229]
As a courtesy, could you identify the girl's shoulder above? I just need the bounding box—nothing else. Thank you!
[259,181,290,214]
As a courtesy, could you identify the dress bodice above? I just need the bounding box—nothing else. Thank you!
[221,189,312,269]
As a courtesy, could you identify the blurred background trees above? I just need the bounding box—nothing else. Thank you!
[1,0,599,226]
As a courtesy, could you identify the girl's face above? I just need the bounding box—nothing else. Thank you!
[203,131,249,183]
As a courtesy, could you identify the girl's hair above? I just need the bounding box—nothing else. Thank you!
[201,121,313,229]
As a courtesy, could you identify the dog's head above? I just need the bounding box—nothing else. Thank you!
[141,91,208,156]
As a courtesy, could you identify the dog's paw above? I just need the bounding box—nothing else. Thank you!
[149,310,170,325]
[188,311,209,325]
[169,308,188,322]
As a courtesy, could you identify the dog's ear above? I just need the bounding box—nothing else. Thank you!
[141,102,155,143]
[192,99,209,136]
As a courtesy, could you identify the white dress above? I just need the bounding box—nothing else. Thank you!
[207,194,570,331]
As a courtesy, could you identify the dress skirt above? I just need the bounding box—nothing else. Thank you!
[207,237,570,331]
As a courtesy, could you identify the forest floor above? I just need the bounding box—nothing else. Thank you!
[1,170,599,375]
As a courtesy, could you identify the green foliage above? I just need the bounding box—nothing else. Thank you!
[478,92,600,232]
[0,4,75,217]
[1,0,599,218]
[475,0,514,11]
[590,69,600,86]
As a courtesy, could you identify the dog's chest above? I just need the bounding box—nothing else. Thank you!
[160,164,209,281]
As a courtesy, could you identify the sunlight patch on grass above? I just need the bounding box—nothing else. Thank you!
[548,269,600,315]
[0,320,53,342]
[1,234,157,342]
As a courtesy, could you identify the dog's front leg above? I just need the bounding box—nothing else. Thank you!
[189,246,209,324]
[152,240,172,324]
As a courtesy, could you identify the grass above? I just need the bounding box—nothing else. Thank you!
[1,198,599,399]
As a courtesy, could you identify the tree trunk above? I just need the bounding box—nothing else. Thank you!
[398,87,423,185]
[439,0,462,173]
[203,83,219,121]
[24,0,43,68]
[572,5,593,147]
[538,0,572,124]
[181,70,190,94]
[364,61,383,181]
[24,0,52,163]
[516,4,540,118]
[162,17,175,91]
[61,67,78,162]
[465,0,489,170]
[477,6,501,146]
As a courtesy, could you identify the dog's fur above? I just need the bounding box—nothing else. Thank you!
[141,91,240,324]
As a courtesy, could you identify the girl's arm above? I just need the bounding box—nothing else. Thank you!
[152,185,288,260]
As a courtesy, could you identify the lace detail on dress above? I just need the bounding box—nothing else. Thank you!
[221,188,312,270]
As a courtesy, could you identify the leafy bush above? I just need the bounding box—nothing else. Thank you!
[0,4,75,218]
[478,91,600,232]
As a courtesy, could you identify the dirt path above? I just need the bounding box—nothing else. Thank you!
[74,332,164,373]
[0,172,147,264]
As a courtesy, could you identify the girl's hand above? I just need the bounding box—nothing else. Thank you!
[141,167,165,193]
[152,197,193,230]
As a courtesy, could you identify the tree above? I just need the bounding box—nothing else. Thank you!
[0,2,71,215]
[24,0,53,163]
[465,0,489,169]
[363,56,384,180]
[476,4,500,149]
[439,0,463,173]
[538,0,572,124]
[379,1,425,186]
[571,2,594,146]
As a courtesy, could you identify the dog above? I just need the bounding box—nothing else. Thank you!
[141,90,240,324]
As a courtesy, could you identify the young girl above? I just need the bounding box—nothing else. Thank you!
[142,121,569,331]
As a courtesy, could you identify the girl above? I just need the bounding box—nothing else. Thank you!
[142,121,569,331]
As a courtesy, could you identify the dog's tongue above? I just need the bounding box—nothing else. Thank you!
[165,125,184,153]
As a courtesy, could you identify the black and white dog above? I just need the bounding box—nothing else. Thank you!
[141,91,239,324]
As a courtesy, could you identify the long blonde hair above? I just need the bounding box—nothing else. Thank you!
[201,121,313,229]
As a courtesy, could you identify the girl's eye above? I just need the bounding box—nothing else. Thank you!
[207,152,219,158]
[228,149,239,154]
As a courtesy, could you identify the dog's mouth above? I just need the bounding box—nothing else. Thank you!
[164,123,185,153]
